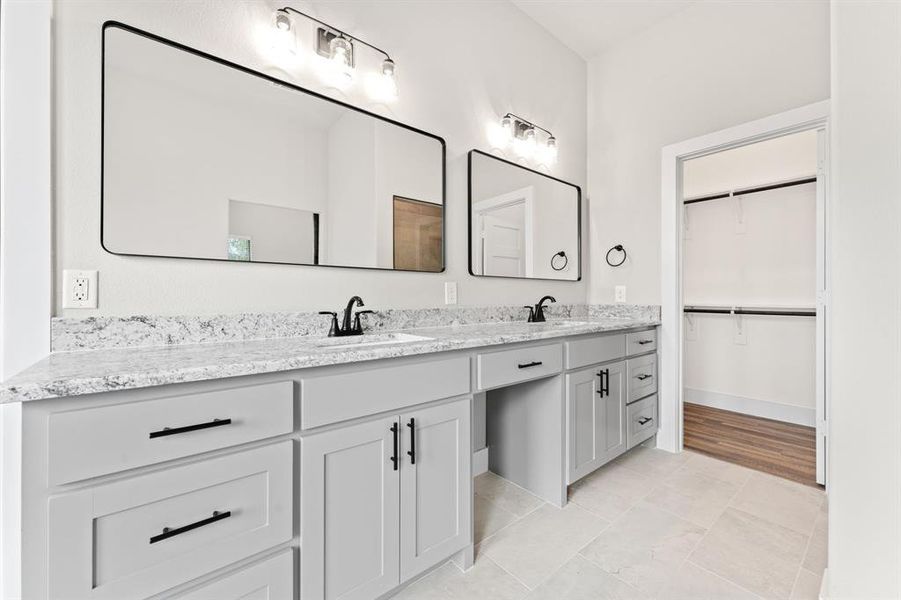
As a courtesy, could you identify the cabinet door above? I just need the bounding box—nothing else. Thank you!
[400,398,471,581]
[301,417,400,600]
[566,361,627,483]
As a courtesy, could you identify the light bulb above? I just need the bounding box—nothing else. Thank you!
[319,35,354,89]
[367,57,398,102]
[523,127,537,155]
[541,136,558,165]
[500,116,514,144]
[329,36,352,68]
[271,9,296,56]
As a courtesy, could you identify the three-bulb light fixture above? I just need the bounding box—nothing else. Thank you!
[272,7,398,102]
[493,113,558,166]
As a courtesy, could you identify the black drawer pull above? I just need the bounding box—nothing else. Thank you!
[407,418,416,465]
[635,374,653,381]
[637,416,653,425]
[637,339,654,345]
[149,418,232,439]
[517,361,543,369]
[596,369,610,397]
[149,510,231,544]
[390,422,399,471]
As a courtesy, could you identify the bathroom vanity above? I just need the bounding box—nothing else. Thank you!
[0,317,658,600]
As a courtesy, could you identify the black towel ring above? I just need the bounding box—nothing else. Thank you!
[551,251,568,271]
[606,244,627,267]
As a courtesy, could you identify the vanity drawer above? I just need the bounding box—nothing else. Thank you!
[301,356,469,429]
[477,342,563,390]
[175,549,294,600]
[627,394,658,449]
[626,329,657,355]
[49,380,294,485]
[47,441,293,600]
[627,354,657,403]
[565,334,625,370]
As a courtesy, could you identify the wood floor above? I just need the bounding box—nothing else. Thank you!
[683,403,820,487]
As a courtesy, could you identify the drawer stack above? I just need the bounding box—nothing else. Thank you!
[624,330,659,449]
[42,381,295,600]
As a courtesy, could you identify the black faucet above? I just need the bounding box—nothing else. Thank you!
[525,295,557,323]
[319,296,374,337]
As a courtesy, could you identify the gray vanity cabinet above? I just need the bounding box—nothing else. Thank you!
[301,416,401,600]
[566,361,627,484]
[301,397,471,600]
[400,398,471,581]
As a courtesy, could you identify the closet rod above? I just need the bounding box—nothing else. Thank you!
[684,306,816,317]
[683,175,817,206]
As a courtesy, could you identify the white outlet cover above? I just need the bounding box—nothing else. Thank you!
[614,285,627,303]
[62,270,98,309]
[444,281,458,305]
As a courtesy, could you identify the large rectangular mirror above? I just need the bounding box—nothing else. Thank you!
[102,23,445,272]
[468,150,581,280]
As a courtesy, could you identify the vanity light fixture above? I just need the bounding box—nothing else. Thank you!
[495,113,558,165]
[273,7,398,100]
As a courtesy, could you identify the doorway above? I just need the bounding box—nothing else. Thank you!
[472,186,534,277]
[658,101,829,487]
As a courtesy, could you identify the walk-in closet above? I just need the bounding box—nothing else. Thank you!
[681,129,825,487]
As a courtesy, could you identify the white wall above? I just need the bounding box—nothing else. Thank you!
[54,0,587,316]
[0,0,52,380]
[827,1,901,596]
[587,0,830,305]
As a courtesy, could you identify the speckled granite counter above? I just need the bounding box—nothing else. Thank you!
[0,317,659,403]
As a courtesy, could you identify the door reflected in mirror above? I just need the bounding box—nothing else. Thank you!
[102,24,444,272]
[468,150,581,281]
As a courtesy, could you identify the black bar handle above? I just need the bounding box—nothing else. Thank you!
[637,339,654,345]
[637,416,653,425]
[517,361,543,369]
[149,510,231,544]
[602,369,610,397]
[149,418,232,439]
[406,418,416,465]
[636,374,653,381]
[390,422,399,471]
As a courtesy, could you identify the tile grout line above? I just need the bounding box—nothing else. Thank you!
[685,558,766,599]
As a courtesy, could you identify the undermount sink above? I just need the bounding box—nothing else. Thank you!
[539,320,591,327]
[311,333,433,350]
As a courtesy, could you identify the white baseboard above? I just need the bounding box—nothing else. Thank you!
[472,447,489,476]
[685,388,815,427]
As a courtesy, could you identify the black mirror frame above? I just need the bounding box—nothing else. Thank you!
[467,149,582,282]
[101,21,447,274]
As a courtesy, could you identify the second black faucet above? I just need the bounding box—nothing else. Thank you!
[319,296,374,337]
[525,295,557,323]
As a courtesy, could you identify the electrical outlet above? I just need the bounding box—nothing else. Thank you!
[444,281,458,305]
[614,285,627,303]
[63,270,98,309]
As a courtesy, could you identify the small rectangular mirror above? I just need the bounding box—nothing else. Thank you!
[102,23,445,272]
[468,150,581,280]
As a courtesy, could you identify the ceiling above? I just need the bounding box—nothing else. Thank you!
[512,0,698,60]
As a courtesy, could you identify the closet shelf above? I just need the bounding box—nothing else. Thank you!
[683,305,816,317]
[683,175,817,206]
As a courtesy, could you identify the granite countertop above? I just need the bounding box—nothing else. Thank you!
[0,317,659,403]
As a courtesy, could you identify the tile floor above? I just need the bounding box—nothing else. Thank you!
[391,448,827,600]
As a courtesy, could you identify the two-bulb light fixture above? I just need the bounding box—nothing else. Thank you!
[490,113,557,166]
[272,7,398,102]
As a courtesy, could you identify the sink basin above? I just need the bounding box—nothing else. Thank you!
[311,333,433,350]
[539,320,591,327]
